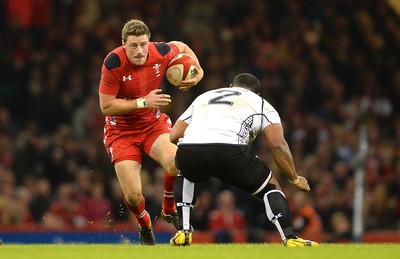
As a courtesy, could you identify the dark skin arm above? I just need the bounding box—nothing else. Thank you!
[263,123,311,192]
[170,119,189,144]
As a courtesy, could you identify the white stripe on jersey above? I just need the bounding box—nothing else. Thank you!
[178,87,281,145]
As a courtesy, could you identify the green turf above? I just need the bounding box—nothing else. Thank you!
[0,243,399,259]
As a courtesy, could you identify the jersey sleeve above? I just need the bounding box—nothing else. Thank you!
[99,54,121,96]
[261,99,281,129]
[167,42,181,58]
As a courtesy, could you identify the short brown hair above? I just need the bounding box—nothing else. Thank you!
[122,19,151,43]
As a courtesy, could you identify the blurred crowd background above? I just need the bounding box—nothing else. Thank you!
[1,0,400,243]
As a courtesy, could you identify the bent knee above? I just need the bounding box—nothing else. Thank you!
[255,174,282,199]
[125,191,143,206]
[163,155,178,175]
[165,163,178,176]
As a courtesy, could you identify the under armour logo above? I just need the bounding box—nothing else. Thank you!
[271,213,283,224]
[122,75,132,81]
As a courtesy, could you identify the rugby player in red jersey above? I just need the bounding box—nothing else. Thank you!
[98,19,203,245]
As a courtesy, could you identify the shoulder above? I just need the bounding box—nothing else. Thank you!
[153,42,171,56]
[103,46,125,70]
[150,42,180,57]
[261,98,278,112]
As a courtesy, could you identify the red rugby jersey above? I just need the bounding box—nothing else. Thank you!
[99,42,180,130]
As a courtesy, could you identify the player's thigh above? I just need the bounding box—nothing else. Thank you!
[148,133,177,173]
[104,130,143,164]
[216,147,271,193]
[114,160,143,199]
[175,145,209,182]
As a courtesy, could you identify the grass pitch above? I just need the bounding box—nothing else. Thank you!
[0,243,399,259]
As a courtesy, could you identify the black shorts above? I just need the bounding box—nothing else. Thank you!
[175,144,272,194]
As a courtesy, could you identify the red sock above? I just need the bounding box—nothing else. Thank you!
[124,196,151,228]
[162,172,176,214]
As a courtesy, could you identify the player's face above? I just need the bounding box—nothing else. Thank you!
[123,35,149,66]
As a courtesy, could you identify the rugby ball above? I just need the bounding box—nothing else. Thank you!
[166,53,197,86]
